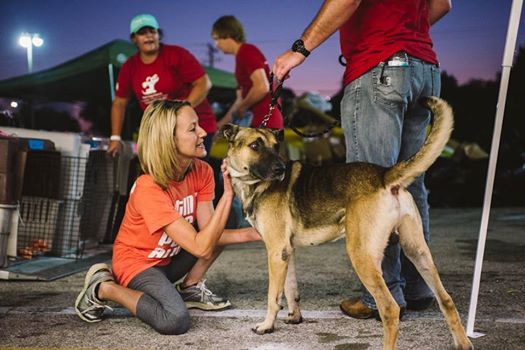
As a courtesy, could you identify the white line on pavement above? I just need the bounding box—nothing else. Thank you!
[1,306,524,324]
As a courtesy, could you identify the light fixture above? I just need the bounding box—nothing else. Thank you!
[18,32,44,73]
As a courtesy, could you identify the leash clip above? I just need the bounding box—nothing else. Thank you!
[259,74,339,139]
[259,73,283,128]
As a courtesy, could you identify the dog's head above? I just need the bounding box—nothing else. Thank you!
[220,124,286,182]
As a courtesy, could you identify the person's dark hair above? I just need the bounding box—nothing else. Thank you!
[130,28,164,41]
[212,15,246,43]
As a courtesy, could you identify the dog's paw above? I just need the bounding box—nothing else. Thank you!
[251,322,274,335]
[454,339,474,350]
[284,312,303,324]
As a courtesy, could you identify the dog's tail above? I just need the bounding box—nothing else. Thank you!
[384,96,453,188]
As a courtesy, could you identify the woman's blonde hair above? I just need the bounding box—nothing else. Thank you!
[137,99,191,189]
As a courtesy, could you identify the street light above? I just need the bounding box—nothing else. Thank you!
[19,32,44,73]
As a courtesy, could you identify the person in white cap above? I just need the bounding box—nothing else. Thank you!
[108,14,217,158]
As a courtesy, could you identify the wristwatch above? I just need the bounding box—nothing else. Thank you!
[291,39,310,58]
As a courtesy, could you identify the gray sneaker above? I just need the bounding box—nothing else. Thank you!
[176,279,231,311]
[75,263,114,323]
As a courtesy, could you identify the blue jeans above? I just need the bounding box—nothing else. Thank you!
[340,55,441,308]
[232,111,254,127]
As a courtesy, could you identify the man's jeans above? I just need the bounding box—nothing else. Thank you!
[340,55,441,308]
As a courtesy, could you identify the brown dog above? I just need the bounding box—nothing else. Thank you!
[220,97,473,350]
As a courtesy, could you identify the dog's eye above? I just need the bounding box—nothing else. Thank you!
[249,142,260,152]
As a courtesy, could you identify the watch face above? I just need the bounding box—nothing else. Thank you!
[292,39,309,57]
[292,40,303,52]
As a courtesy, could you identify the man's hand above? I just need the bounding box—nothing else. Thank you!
[216,110,234,131]
[236,104,247,117]
[272,50,305,82]
[107,140,121,157]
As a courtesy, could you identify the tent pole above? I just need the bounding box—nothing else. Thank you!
[466,0,523,338]
[108,63,115,101]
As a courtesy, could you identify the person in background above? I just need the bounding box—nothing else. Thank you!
[76,100,260,334]
[272,0,452,319]
[107,14,217,157]
[211,15,283,129]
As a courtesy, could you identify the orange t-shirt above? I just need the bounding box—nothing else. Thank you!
[112,159,215,287]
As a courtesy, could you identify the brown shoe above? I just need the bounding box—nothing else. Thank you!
[340,297,406,321]
[339,297,378,319]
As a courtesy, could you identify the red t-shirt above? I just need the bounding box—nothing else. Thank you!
[112,159,215,287]
[340,0,438,86]
[235,43,283,129]
[116,44,217,133]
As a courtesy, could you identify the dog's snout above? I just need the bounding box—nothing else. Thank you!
[272,161,286,175]
[249,149,286,181]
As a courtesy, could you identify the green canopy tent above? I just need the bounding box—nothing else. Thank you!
[0,39,236,137]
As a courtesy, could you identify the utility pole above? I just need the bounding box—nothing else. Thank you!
[206,43,219,67]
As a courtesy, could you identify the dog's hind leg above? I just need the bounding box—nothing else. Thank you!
[345,203,401,350]
[397,208,473,350]
[253,243,292,335]
[283,251,303,324]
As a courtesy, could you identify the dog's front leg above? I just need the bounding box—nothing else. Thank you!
[284,251,303,324]
[253,246,290,335]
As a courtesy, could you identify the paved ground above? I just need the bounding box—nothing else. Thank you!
[1,208,524,349]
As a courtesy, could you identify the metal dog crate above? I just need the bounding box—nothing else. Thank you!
[16,153,86,259]
[79,150,117,244]
[0,204,18,267]
[1,131,119,260]
[17,197,61,259]
[53,151,116,258]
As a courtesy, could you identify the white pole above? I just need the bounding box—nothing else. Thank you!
[27,44,33,73]
[108,63,115,101]
[466,0,523,338]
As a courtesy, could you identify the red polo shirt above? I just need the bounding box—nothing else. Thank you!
[116,44,217,133]
[340,0,438,86]
[235,43,283,129]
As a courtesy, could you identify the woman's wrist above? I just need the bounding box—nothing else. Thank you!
[222,191,234,201]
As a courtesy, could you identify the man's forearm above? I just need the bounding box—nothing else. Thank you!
[110,99,127,136]
[237,86,267,113]
[302,0,361,51]
[225,93,242,116]
[237,69,269,112]
[428,0,452,25]
[187,75,211,107]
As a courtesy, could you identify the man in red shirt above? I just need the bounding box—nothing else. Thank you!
[273,0,452,319]
[211,15,283,129]
[108,14,217,156]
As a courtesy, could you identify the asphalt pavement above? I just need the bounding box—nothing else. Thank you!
[1,207,524,349]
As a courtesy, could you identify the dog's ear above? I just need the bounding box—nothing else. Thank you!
[270,128,284,142]
[219,124,239,142]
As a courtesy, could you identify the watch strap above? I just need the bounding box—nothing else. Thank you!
[292,39,310,58]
